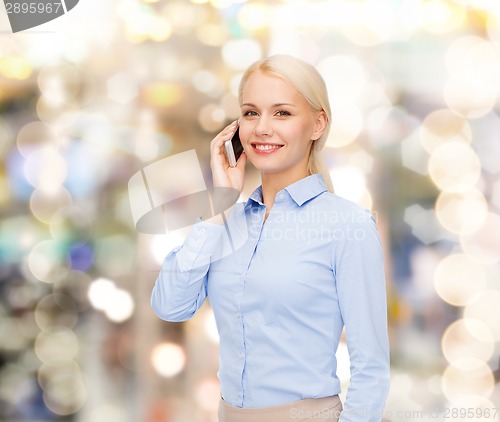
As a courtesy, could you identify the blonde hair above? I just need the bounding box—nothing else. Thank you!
[238,54,334,193]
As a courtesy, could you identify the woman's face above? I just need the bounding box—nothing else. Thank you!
[239,71,326,177]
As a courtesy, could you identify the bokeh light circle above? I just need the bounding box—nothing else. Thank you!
[434,254,486,306]
[238,3,271,31]
[150,232,185,265]
[196,23,228,47]
[330,166,366,204]
[104,289,134,323]
[23,147,67,194]
[53,271,92,312]
[444,36,500,118]
[325,104,363,148]
[16,121,58,158]
[29,187,73,224]
[441,358,494,404]
[37,96,81,127]
[143,83,183,108]
[87,277,134,323]
[151,342,186,378]
[38,63,82,104]
[421,0,466,33]
[194,377,220,411]
[460,212,500,264]
[87,278,117,311]
[428,141,481,193]
[43,373,87,416]
[435,188,488,235]
[464,289,500,340]
[38,360,82,391]
[50,206,92,242]
[27,240,68,284]
[317,55,368,103]
[342,1,396,46]
[419,109,472,154]
[35,327,79,364]
[441,318,494,365]
[35,294,79,331]
[487,12,500,43]
[198,104,226,132]
[222,39,262,70]
[445,36,500,87]
[192,70,224,97]
[443,78,496,119]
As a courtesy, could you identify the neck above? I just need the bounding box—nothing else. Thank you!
[261,166,311,208]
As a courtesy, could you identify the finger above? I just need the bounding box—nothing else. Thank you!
[211,131,236,158]
[212,121,238,143]
[235,151,247,169]
[210,125,239,160]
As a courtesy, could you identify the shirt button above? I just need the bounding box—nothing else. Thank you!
[279,194,284,200]
[199,228,206,234]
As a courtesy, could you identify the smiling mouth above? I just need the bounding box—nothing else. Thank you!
[251,143,284,151]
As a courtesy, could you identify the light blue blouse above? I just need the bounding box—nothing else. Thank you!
[151,173,390,421]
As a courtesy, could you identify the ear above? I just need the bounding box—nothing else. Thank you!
[312,110,328,141]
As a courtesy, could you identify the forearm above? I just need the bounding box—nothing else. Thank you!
[339,357,390,421]
[151,220,225,321]
[335,210,391,421]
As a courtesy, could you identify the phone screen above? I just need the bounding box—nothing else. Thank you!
[231,127,244,162]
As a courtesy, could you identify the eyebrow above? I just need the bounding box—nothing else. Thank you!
[241,103,297,108]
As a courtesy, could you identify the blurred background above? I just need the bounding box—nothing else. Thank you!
[1,0,500,421]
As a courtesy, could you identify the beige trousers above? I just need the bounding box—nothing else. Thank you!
[218,395,342,422]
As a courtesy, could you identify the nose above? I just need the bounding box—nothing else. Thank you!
[254,115,273,137]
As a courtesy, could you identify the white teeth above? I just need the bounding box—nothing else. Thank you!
[254,144,281,151]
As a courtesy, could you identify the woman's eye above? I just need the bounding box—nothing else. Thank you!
[276,110,291,116]
[243,110,258,116]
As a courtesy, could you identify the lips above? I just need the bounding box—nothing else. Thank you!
[251,142,284,153]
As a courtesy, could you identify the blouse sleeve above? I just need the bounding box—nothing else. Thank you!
[333,209,391,422]
[151,218,225,322]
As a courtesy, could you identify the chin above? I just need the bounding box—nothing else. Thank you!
[253,163,286,174]
[250,157,283,173]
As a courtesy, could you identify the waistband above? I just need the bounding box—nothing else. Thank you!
[219,394,342,416]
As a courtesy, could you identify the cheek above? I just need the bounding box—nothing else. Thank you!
[280,126,307,146]
[239,126,252,144]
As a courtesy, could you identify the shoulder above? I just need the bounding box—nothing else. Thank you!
[313,191,376,227]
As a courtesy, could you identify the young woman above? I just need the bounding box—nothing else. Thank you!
[151,55,390,422]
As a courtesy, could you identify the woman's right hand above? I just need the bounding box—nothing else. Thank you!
[210,120,247,193]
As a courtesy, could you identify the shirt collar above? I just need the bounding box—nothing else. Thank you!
[245,173,327,209]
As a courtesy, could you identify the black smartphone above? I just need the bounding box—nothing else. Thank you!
[224,126,244,167]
